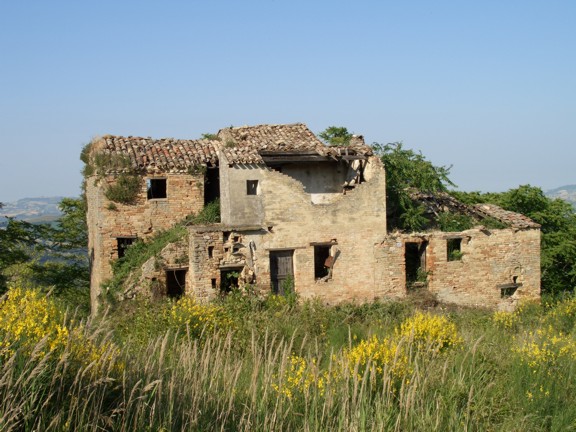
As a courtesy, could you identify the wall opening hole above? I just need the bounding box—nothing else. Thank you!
[204,166,220,205]
[166,269,186,298]
[314,245,331,279]
[117,237,137,259]
[246,180,259,195]
[447,238,463,261]
[147,178,167,199]
[220,268,242,294]
[405,242,427,289]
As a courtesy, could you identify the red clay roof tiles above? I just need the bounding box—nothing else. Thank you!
[92,123,374,170]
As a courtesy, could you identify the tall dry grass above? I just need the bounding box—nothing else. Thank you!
[2,290,576,431]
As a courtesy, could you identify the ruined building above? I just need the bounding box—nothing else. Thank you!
[85,123,541,313]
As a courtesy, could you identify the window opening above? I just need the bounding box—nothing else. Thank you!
[220,268,241,294]
[166,269,186,298]
[208,246,214,258]
[405,242,427,289]
[117,237,136,259]
[314,245,331,279]
[211,278,217,290]
[499,275,521,298]
[246,180,259,195]
[501,286,518,298]
[447,238,463,261]
[147,178,167,199]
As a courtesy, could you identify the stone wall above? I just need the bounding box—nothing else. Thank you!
[426,228,540,309]
[374,228,541,309]
[87,172,204,312]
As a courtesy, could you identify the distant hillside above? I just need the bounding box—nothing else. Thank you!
[0,197,66,227]
[546,185,576,210]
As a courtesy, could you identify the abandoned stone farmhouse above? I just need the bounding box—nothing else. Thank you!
[85,123,541,313]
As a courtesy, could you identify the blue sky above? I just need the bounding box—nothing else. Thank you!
[1,0,575,202]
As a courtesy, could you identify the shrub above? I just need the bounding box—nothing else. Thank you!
[104,173,141,204]
[0,286,121,376]
[164,296,234,338]
[396,311,462,353]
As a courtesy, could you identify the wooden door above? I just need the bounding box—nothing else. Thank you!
[270,250,294,295]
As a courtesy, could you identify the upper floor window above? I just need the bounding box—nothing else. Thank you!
[147,178,167,199]
[246,180,259,195]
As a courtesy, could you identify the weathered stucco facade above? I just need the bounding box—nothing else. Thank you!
[85,123,541,313]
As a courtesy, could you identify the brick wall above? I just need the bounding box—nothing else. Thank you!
[87,172,204,312]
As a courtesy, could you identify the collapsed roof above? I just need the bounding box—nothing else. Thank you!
[412,191,540,230]
[90,123,373,173]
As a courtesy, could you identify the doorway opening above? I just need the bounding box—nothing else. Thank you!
[405,242,427,289]
[270,250,295,295]
[166,269,186,298]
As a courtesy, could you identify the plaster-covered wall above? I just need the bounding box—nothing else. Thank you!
[219,163,264,226]
[199,155,389,303]
[279,160,349,204]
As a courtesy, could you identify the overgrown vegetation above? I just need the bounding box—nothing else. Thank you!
[201,133,220,140]
[81,140,141,204]
[373,142,455,231]
[103,224,187,305]
[103,200,221,306]
[3,285,576,431]
[104,173,141,204]
[318,126,353,146]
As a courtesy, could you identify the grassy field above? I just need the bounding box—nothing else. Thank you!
[1,287,576,431]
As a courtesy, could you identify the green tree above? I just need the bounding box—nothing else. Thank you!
[0,218,48,293]
[373,142,455,231]
[0,198,89,295]
[29,198,89,293]
[318,126,353,146]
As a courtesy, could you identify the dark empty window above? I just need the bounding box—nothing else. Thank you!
[147,178,167,199]
[314,245,331,279]
[447,238,463,261]
[208,246,214,258]
[166,269,186,298]
[246,180,259,195]
[117,237,136,259]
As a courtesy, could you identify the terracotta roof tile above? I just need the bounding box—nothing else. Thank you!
[90,123,374,172]
[95,136,218,173]
[216,123,373,164]
[472,203,540,229]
